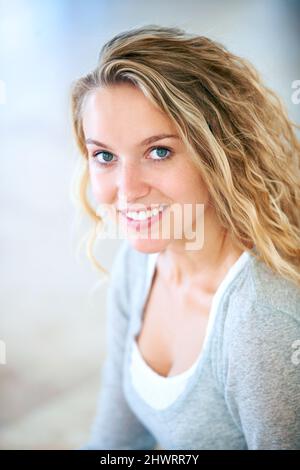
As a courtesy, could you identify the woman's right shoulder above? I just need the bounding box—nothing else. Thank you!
[109,240,149,295]
[112,240,148,275]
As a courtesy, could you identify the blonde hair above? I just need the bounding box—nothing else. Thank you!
[70,24,300,287]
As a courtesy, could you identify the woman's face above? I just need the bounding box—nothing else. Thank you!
[82,83,210,253]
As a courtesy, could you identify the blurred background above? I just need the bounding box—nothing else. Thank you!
[0,0,299,450]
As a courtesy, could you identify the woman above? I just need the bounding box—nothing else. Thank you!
[71,25,300,450]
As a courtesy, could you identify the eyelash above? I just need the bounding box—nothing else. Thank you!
[91,146,173,167]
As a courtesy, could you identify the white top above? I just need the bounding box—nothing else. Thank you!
[129,250,250,410]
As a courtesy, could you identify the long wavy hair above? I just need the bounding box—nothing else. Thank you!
[70,24,300,287]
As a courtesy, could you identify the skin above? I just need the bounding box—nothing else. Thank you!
[81,82,244,297]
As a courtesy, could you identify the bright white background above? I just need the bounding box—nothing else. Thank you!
[0,0,299,449]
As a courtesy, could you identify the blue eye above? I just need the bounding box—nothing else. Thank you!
[92,151,115,165]
[149,146,172,161]
[91,146,173,167]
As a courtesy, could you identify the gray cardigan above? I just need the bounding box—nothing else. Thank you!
[79,240,300,450]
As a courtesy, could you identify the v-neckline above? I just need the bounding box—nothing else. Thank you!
[133,249,251,379]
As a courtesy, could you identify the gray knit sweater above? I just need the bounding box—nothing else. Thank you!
[79,240,300,450]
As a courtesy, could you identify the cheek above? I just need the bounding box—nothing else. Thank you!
[155,166,187,199]
[159,165,199,201]
[89,164,115,203]
[170,164,209,204]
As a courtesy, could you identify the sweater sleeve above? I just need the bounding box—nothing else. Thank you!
[223,301,300,450]
[78,241,157,450]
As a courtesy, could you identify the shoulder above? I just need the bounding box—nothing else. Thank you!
[108,240,149,305]
[221,252,300,381]
[225,252,300,331]
[219,254,300,448]
[110,240,149,283]
[249,253,300,319]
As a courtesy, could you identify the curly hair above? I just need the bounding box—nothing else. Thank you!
[70,24,300,286]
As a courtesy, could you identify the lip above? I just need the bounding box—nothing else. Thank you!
[119,206,169,231]
[118,204,168,213]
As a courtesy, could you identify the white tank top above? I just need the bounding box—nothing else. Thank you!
[129,250,250,410]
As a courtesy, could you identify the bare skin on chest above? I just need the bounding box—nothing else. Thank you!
[134,241,247,378]
[134,267,215,378]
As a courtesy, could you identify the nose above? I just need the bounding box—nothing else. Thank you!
[116,161,149,205]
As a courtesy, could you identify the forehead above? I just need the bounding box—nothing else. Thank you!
[81,83,177,140]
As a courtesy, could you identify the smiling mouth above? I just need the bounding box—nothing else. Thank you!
[119,205,169,230]
[122,204,168,220]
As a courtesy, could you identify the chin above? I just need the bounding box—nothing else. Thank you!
[126,236,169,254]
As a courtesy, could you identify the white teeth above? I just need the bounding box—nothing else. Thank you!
[125,205,167,221]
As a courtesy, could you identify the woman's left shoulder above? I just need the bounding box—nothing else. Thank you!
[248,253,300,318]
[229,252,300,325]
[222,254,300,362]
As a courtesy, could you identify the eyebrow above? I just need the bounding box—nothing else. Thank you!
[85,133,180,150]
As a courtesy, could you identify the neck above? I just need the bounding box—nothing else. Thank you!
[157,209,245,289]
